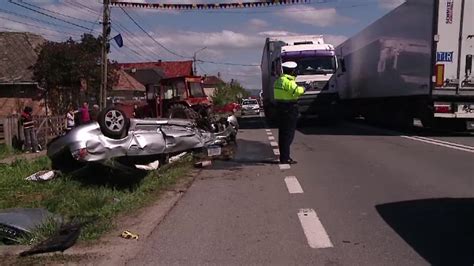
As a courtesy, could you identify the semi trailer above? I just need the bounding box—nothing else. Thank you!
[335,0,474,130]
[261,35,339,123]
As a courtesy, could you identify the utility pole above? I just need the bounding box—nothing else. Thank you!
[100,0,111,110]
[193,47,207,75]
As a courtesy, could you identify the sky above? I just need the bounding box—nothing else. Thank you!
[0,0,405,91]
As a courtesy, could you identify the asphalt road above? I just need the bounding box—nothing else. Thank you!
[128,115,474,266]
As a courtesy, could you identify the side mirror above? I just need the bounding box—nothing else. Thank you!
[465,54,472,77]
[339,59,346,73]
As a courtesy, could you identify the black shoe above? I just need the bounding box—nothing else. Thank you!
[280,159,298,165]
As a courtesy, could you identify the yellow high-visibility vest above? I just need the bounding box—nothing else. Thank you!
[273,74,305,101]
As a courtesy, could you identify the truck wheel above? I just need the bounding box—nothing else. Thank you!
[98,107,130,139]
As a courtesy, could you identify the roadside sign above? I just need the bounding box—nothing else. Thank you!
[437,52,454,62]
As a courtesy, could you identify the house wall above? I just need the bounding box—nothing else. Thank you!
[0,84,46,117]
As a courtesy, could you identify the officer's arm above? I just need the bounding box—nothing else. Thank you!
[290,81,305,96]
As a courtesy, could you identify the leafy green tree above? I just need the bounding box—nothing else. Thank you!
[33,34,119,114]
[212,80,250,106]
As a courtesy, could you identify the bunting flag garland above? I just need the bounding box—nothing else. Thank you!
[110,0,311,10]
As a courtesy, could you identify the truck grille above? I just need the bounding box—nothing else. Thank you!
[297,81,328,91]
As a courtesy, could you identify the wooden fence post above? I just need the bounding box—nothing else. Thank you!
[3,118,12,147]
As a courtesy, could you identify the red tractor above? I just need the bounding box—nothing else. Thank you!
[116,76,212,119]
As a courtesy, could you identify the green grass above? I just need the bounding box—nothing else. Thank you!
[0,144,19,160]
[0,156,194,244]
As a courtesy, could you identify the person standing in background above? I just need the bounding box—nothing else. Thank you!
[90,104,100,122]
[65,105,77,133]
[80,102,90,124]
[20,106,39,153]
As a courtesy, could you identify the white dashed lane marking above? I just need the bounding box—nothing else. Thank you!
[297,209,333,249]
[268,136,275,141]
[279,164,291,170]
[265,129,271,132]
[284,176,303,194]
[266,132,272,136]
[270,141,278,147]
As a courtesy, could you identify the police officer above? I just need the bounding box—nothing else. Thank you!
[274,61,305,164]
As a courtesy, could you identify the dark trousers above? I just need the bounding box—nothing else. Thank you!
[277,102,298,162]
[24,127,38,152]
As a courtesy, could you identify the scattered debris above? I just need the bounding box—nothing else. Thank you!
[135,160,160,171]
[0,208,61,244]
[25,170,58,181]
[194,160,212,168]
[169,152,188,164]
[19,220,90,257]
[120,230,139,240]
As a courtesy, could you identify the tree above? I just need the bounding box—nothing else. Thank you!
[212,79,250,106]
[33,34,119,114]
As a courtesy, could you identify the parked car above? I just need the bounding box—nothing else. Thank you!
[47,107,238,174]
[241,98,260,115]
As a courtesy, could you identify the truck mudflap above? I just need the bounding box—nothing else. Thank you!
[297,92,339,115]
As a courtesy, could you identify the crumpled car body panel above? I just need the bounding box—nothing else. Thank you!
[47,117,237,165]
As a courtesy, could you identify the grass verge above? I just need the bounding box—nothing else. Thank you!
[0,144,20,161]
[0,155,194,244]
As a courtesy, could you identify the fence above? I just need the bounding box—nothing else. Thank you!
[0,115,66,149]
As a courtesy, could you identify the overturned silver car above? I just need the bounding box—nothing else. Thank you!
[47,108,238,173]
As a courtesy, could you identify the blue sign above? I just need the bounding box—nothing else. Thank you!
[437,52,454,62]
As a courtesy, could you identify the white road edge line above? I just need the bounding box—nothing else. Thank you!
[297,209,333,249]
[401,136,474,154]
[273,149,280,155]
[284,176,303,194]
[279,164,291,170]
[270,141,278,147]
[407,135,474,150]
[268,136,275,141]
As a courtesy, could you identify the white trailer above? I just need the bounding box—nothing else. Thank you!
[335,0,474,130]
[261,35,339,123]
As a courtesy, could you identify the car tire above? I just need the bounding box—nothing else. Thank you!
[98,107,130,139]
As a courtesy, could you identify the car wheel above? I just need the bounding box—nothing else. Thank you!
[98,107,130,139]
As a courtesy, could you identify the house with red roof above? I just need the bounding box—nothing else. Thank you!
[113,60,194,101]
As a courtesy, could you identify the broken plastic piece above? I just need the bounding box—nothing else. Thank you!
[135,160,160,171]
[169,152,188,164]
[194,160,212,168]
[25,170,57,181]
[120,230,139,240]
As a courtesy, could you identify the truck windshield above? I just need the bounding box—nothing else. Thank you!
[285,56,336,75]
[188,82,205,97]
[243,99,258,105]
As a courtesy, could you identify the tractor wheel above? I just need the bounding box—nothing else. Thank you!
[168,104,200,120]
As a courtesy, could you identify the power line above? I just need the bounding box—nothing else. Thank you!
[111,23,162,59]
[18,1,98,25]
[8,0,95,32]
[0,15,83,37]
[0,7,85,33]
[198,59,260,67]
[0,26,81,40]
[119,7,191,59]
